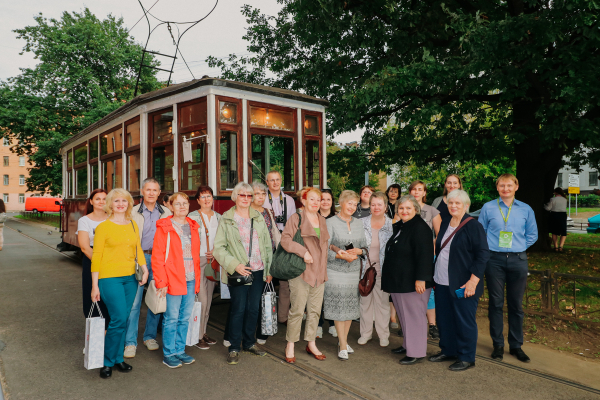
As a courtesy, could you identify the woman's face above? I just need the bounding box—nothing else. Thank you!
[448,197,466,217]
[196,191,213,210]
[320,193,333,213]
[340,199,358,216]
[445,176,461,194]
[370,197,385,217]
[172,195,190,218]
[397,200,417,223]
[360,188,373,204]
[302,191,321,213]
[253,189,266,207]
[236,190,253,208]
[91,192,106,212]
[111,196,129,214]
[388,187,399,201]
[409,184,426,203]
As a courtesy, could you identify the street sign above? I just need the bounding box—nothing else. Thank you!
[568,187,580,194]
[568,174,580,187]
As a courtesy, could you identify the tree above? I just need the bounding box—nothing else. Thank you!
[208,0,600,250]
[327,142,380,198]
[0,8,161,195]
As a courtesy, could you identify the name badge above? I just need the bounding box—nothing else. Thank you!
[499,231,513,248]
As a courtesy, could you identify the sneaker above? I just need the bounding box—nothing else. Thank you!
[429,325,440,340]
[346,344,355,354]
[223,340,231,347]
[390,322,399,329]
[244,345,266,357]
[329,326,338,338]
[338,349,349,361]
[144,339,159,351]
[316,326,323,339]
[227,351,239,365]
[163,355,182,368]
[194,339,210,350]
[357,336,371,345]
[124,345,136,359]
[203,334,217,345]
[380,339,390,347]
[257,339,267,345]
[176,353,195,365]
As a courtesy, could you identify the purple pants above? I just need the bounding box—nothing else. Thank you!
[391,289,432,358]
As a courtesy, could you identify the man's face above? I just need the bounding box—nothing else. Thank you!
[267,172,282,193]
[497,179,518,199]
[142,182,160,204]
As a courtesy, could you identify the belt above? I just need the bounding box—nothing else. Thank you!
[490,250,525,256]
[143,249,152,255]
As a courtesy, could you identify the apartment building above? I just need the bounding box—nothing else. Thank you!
[1,137,41,211]
[556,163,600,195]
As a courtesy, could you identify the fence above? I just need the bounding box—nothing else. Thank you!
[17,211,61,225]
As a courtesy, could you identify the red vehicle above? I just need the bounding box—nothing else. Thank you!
[25,197,61,213]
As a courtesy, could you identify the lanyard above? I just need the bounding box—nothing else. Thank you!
[497,198,514,230]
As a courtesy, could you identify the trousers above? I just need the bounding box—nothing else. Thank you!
[227,270,264,352]
[391,289,431,358]
[359,276,390,341]
[286,275,325,342]
[198,257,217,339]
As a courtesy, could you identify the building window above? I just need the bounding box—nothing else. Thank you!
[3,194,8,203]
[19,175,25,186]
[557,173,563,187]
[19,194,25,204]
[3,137,9,146]
[3,175,8,186]
[590,171,599,187]
[3,156,8,166]
[19,156,25,167]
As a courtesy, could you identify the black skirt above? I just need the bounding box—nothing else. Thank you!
[548,211,567,237]
[82,253,110,329]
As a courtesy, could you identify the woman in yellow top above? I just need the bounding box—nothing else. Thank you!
[91,188,148,379]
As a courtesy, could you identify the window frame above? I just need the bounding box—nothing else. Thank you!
[126,151,142,195]
[73,141,88,169]
[178,97,208,195]
[19,156,25,167]
[89,135,100,163]
[301,110,323,189]
[147,107,175,194]
[19,193,25,204]
[101,155,124,192]
[19,175,25,186]
[216,96,243,196]
[590,171,599,187]
[3,156,8,167]
[75,166,88,198]
[99,125,124,161]
[3,175,8,186]
[124,116,141,195]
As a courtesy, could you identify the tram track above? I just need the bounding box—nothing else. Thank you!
[8,223,600,398]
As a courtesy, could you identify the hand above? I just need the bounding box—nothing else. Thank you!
[91,286,100,302]
[235,264,252,276]
[415,280,426,294]
[157,287,168,298]
[342,253,358,263]
[140,266,149,286]
[205,250,213,260]
[346,248,363,256]
[461,279,478,298]
[304,251,314,263]
[337,249,348,256]
[266,275,273,284]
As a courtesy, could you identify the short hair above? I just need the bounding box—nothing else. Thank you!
[251,181,268,195]
[408,180,427,203]
[231,182,254,201]
[396,194,421,215]
[299,187,322,201]
[193,185,213,200]
[385,184,401,199]
[446,189,471,212]
[496,173,519,186]
[169,192,189,205]
[359,185,376,196]
[142,177,161,191]
[369,191,388,206]
[338,190,359,205]
[442,174,463,196]
[85,188,108,214]
[554,187,566,197]
[266,170,281,179]
[104,188,134,220]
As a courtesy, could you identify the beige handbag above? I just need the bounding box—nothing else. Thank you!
[144,233,169,314]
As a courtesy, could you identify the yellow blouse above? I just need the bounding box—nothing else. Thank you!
[91,220,146,279]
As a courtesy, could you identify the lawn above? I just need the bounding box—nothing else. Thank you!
[14,213,60,228]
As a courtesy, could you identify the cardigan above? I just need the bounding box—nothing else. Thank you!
[381,215,434,294]
[435,214,490,298]
[362,215,394,273]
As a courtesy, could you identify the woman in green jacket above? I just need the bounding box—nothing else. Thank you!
[213,182,273,365]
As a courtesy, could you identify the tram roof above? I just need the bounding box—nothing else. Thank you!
[61,77,329,150]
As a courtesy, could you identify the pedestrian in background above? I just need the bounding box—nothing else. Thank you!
[77,189,110,329]
[385,184,401,219]
[91,188,148,379]
[317,188,337,339]
[0,199,7,251]
[432,174,463,221]
[353,185,375,219]
[152,192,202,368]
[544,187,568,251]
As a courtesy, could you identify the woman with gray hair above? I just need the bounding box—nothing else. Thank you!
[381,195,434,365]
[213,182,273,365]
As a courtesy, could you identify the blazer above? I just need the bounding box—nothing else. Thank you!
[381,215,434,294]
[435,214,490,298]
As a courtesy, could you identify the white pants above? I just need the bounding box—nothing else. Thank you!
[359,277,390,341]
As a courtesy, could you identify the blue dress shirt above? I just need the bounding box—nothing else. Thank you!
[478,198,538,252]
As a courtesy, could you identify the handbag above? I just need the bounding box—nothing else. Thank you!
[260,282,278,336]
[199,212,220,282]
[144,233,170,314]
[130,221,144,282]
[270,212,306,280]
[84,303,105,370]
[228,219,255,287]
[358,248,377,297]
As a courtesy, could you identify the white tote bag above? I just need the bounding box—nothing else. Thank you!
[145,234,169,314]
[84,303,105,370]
[186,298,202,346]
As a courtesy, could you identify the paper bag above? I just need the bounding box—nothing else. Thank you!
[186,300,202,346]
[84,303,105,370]
[261,282,278,336]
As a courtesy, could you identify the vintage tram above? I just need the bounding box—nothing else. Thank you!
[58,77,328,248]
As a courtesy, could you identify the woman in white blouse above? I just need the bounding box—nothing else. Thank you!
[544,187,568,251]
[188,185,221,349]
[77,189,109,327]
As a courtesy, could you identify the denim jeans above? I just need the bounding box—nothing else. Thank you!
[125,253,162,346]
[227,270,263,352]
[163,280,196,357]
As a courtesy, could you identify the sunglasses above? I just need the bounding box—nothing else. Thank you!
[238,194,253,199]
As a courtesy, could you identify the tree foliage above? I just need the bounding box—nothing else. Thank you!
[0,8,162,194]
[326,142,380,199]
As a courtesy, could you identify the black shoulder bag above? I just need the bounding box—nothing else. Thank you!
[228,219,255,287]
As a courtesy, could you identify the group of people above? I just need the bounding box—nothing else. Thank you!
[81,170,538,378]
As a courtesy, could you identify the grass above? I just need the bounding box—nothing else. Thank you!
[14,213,60,228]
[571,207,600,214]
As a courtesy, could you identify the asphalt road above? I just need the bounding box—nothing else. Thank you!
[1,219,599,400]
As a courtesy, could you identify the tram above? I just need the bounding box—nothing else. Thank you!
[58,77,329,248]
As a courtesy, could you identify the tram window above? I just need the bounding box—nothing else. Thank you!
[74,144,87,165]
[67,171,73,197]
[67,150,73,169]
[180,101,207,128]
[76,168,88,196]
[103,159,122,191]
[128,152,141,192]
[101,128,123,155]
[89,137,99,160]
[251,134,295,191]
[219,131,238,191]
[152,145,175,192]
[250,107,294,131]
[304,115,319,136]
[126,120,140,148]
[180,131,208,191]
[91,163,99,190]
[152,111,173,143]
[219,102,237,124]
[305,140,320,187]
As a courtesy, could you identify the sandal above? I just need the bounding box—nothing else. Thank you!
[559,247,564,252]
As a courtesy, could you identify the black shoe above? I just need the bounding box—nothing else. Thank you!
[509,348,531,363]
[391,346,407,354]
[400,356,424,365]
[115,362,133,372]
[491,346,504,360]
[429,325,440,339]
[449,360,475,371]
[428,352,458,363]
[99,366,112,379]
[397,329,403,337]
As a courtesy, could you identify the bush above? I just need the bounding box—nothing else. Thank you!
[577,194,600,207]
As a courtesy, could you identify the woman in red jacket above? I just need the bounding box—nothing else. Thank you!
[151,192,201,369]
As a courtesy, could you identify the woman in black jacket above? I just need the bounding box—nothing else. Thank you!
[428,189,489,372]
[381,195,434,365]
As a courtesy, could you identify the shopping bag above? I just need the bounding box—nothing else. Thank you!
[220,268,231,299]
[186,298,202,346]
[84,303,105,370]
[261,282,278,336]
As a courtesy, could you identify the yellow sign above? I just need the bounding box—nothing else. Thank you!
[568,187,580,194]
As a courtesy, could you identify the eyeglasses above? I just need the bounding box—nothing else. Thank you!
[238,194,253,199]
[199,195,213,200]
[268,178,281,183]
[173,202,190,208]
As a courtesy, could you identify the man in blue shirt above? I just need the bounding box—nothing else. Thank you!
[478,174,538,363]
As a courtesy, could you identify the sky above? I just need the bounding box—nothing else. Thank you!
[0,0,361,143]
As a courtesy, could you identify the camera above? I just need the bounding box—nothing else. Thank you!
[274,215,286,224]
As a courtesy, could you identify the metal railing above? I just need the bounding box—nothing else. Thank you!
[17,211,60,225]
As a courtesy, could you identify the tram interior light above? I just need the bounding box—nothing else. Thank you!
[221,106,232,119]
[304,119,312,130]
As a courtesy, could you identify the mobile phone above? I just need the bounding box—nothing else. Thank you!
[455,288,465,298]
[345,243,354,250]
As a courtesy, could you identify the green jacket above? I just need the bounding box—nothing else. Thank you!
[213,206,272,284]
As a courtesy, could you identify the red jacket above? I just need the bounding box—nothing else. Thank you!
[151,216,201,296]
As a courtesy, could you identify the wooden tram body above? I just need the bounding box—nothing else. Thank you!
[59,78,329,248]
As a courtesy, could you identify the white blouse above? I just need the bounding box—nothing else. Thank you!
[199,212,219,256]
[76,215,106,246]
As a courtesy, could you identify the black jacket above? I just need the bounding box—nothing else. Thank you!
[381,215,434,294]
[435,214,490,298]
